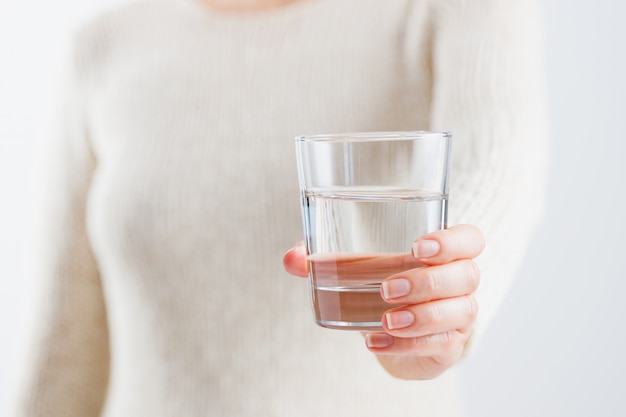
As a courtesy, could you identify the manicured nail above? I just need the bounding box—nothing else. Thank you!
[365,333,393,349]
[381,278,410,300]
[412,239,440,259]
[385,311,414,330]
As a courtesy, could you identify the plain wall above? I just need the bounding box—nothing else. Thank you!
[1,1,624,415]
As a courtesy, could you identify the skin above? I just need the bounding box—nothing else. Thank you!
[283,225,485,380]
[199,0,304,12]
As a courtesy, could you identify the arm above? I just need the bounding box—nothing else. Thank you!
[370,0,549,378]
[13,36,110,417]
[428,0,549,347]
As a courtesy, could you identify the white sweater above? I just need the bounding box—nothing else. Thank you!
[14,0,548,416]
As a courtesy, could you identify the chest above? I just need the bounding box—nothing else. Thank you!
[83,8,431,262]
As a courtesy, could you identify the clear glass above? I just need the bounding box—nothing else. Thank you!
[295,131,452,330]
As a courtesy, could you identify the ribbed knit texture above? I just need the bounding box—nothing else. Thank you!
[13,0,548,416]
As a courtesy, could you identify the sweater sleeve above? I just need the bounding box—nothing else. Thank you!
[428,0,549,346]
[13,34,110,417]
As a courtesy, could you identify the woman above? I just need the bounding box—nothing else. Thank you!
[14,0,547,415]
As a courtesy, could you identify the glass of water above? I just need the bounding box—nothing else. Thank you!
[295,131,452,331]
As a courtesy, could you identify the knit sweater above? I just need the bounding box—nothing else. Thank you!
[14,0,548,416]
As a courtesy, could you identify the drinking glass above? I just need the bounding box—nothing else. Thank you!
[295,131,452,330]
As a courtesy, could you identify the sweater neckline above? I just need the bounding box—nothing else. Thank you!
[177,0,327,24]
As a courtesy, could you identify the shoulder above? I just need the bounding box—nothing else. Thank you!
[68,0,180,74]
[403,0,539,36]
[429,0,541,22]
[425,0,543,49]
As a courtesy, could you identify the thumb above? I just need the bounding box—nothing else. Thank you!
[283,242,308,278]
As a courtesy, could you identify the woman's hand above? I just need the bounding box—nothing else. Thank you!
[366,224,484,380]
[282,224,485,380]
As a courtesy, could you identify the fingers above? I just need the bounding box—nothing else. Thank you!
[361,224,483,379]
[282,243,308,277]
[365,327,472,358]
[381,294,478,338]
[412,224,485,266]
[381,259,480,304]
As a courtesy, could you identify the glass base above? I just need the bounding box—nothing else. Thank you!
[316,319,383,331]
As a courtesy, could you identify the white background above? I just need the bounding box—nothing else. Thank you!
[1,1,625,415]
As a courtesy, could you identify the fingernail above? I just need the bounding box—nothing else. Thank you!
[365,333,393,349]
[385,311,414,330]
[412,239,440,259]
[381,279,410,300]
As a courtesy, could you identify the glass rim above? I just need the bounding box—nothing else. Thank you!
[295,130,451,143]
